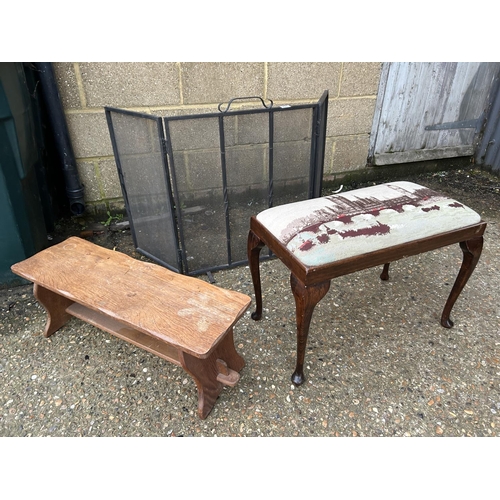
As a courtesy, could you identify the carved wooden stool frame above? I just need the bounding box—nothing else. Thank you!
[248,217,486,386]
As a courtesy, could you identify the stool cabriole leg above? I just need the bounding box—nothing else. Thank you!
[290,274,330,386]
[441,237,484,328]
[247,230,265,321]
[33,284,73,337]
[380,263,390,281]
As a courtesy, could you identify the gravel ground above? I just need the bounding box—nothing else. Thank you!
[1,166,499,440]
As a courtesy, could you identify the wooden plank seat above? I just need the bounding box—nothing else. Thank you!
[247,181,486,386]
[11,237,251,419]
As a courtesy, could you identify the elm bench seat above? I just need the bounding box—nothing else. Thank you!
[11,237,251,419]
[247,181,486,386]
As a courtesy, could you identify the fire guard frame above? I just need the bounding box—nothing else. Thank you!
[105,91,329,276]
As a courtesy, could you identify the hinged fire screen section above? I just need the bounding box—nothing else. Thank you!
[105,91,328,276]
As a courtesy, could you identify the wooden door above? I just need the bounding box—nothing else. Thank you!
[369,62,500,166]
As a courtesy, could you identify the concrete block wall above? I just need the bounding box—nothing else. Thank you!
[53,62,382,213]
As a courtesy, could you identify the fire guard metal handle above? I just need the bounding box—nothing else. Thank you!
[218,96,274,113]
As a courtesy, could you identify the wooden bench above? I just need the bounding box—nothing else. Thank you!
[11,237,251,419]
[247,181,486,386]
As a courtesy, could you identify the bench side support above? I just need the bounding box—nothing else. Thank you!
[179,327,245,419]
[33,284,74,337]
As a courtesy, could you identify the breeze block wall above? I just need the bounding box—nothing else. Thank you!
[53,62,382,214]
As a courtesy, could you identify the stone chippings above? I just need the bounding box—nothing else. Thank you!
[1,169,499,437]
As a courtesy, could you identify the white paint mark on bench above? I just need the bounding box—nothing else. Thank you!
[177,295,233,332]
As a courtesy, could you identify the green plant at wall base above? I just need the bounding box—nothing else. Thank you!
[101,211,124,227]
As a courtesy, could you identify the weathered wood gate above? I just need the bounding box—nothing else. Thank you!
[369,62,500,166]
[476,71,500,174]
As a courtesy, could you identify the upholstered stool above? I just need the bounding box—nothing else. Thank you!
[247,181,486,385]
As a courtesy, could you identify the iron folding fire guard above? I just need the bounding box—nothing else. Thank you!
[105,91,328,276]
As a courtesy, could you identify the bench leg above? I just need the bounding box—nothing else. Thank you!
[179,328,245,419]
[247,230,265,321]
[441,236,484,328]
[290,274,330,386]
[33,284,73,337]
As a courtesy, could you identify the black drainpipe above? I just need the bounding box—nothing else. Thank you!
[34,62,85,215]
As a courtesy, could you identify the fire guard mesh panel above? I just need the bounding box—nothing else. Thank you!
[105,91,328,275]
[105,109,181,272]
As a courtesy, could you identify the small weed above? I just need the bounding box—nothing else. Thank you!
[101,211,124,227]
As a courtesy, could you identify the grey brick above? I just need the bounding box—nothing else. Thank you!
[340,62,382,97]
[107,199,126,211]
[273,140,311,181]
[322,138,335,176]
[66,112,113,158]
[84,201,108,215]
[77,161,101,202]
[155,106,219,118]
[225,144,268,188]
[274,107,313,142]
[181,63,265,105]
[327,98,376,136]
[53,63,82,109]
[107,110,163,156]
[232,112,269,146]
[79,63,180,108]
[267,63,341,100]
[331,135,371,173]
[97,159,122,199]
[174,148,223,193]
[168,115,222,151]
